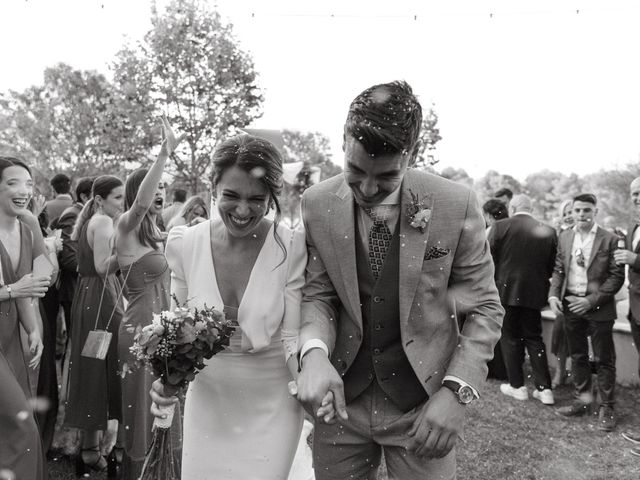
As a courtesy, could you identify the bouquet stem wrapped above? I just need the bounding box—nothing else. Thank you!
[130,298,235,480]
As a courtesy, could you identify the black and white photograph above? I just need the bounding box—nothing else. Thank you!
[0,0,639,479]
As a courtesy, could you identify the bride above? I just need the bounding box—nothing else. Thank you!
[151,134,315,479]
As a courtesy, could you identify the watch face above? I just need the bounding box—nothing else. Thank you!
[458,386,475,404]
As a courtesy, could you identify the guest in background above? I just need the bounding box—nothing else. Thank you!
[0,156,50,480]
[53,177,94,348]
[166,194,208,230]
[550,193,624,432]
[115,117,183,479]
[494,187,514,210]
[45,173,73,226]
[64,175,124,476]
[483,198,509,233]
[614,176,640,454]
[550,199,574,388]
[162,187,187,226]
[489,194,557,405]
[483,197,509,380]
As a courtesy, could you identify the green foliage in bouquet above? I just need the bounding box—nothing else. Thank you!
[130,295,235,395]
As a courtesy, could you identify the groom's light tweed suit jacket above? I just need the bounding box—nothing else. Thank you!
[300,168,504,396]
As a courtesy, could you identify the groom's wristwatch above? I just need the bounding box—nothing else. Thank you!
[442,380,476,405]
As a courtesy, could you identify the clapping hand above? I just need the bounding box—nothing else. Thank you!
[159,115,186,158]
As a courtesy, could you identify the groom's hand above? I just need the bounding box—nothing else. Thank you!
[407,387,465,459]
[296,349,348,423]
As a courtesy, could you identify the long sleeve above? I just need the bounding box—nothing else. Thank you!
[281,227,307,362]
[166,226,188,309]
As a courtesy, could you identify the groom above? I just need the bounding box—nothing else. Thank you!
[296,80,504,479]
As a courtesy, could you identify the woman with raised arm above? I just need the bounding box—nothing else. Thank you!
[0,157,50,480]
[166,194,208,230]
[115,117,184,480]
[64,175,124,477]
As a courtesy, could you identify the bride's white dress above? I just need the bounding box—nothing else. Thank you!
[166,220,306,480]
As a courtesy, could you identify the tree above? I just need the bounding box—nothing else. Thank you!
[583,162,640,228]
[414,104,442,169]
[524,170,584,221]
[439,166,473,188]
[473,170,522,203]
[0,63,131,183]
[280,129,342,226]
[112,0,264,193]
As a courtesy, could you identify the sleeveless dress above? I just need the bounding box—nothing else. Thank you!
[117,250,182,480]
[0,221,45,479]
[165,220,306,480]
[65,222,123,430]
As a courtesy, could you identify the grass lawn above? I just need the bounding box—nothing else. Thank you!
[47,379,640,479]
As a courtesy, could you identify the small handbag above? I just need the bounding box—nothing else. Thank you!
[81,260,132,360]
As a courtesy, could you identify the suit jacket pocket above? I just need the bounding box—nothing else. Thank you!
[421,254,451,273]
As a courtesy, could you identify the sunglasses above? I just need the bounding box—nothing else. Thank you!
[575,248,585,268]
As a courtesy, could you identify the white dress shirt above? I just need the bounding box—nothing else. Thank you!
[566,223,598,296]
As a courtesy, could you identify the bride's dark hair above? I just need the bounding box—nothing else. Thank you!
[210,134,286,264]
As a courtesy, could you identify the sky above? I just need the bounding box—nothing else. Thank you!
[2,0,640,181]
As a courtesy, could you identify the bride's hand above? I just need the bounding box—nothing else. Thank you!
[149,378,179,418]
[316,391,337,424]
[159,115,186,157]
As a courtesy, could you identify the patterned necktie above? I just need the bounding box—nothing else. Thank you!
[364,207,392,279]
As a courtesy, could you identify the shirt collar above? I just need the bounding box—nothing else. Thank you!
[513,211,532,217]
[374,186,402,207]
[573,223,599,235]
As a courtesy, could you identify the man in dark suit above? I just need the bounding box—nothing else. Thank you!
[45,173,74,227]
[52,177,94,337]
[614,176,640,453]
[488,194,557,405]
[549,193,625,431]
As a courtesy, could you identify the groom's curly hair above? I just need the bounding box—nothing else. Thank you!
[344,80,423,159]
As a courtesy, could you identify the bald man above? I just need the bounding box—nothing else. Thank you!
[488,194,558,405]
[615,177,640,451]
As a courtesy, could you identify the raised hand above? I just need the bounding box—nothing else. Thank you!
[160,115,186,157]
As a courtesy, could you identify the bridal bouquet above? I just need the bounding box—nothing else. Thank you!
[130,298,235,480]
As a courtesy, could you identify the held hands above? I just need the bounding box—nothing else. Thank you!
[159,115,186,158]
[11,273,50,298]
[295,349,348,424]
[614,249,637,266]
[27,330,44,369]
[149,378,179,419]
[565,295,591,316]
[407,387,465,459]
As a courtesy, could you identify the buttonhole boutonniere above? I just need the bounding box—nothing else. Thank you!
[406,190,431,233]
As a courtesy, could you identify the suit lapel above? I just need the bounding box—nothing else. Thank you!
[587,227,604,270]
[330,181,363,327]
[563,229,575,276]
[398,172,433,328]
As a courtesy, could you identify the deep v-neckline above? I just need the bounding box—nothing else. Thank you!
[207,221,273,312]
[0,222,24,279]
